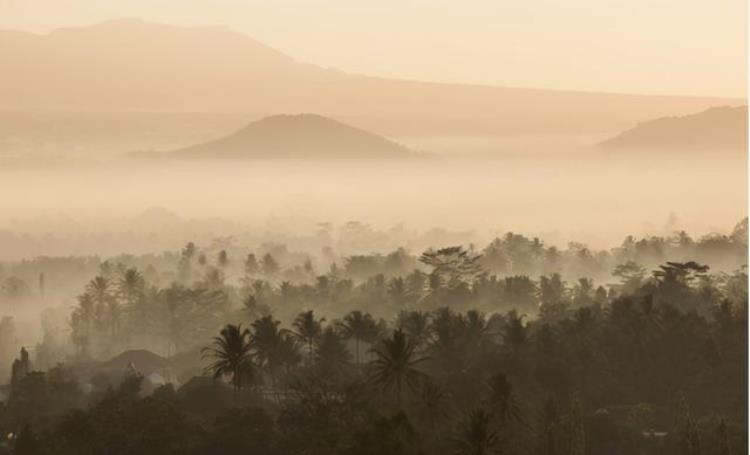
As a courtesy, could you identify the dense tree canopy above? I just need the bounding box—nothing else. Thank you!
[0,224,744,455]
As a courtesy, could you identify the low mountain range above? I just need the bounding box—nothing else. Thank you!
[598,106,748,150]
[0,19,740,137]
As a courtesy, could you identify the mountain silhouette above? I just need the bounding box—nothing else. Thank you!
[0,19,738,137]
[598,106,748,150]
[166,114,413,159]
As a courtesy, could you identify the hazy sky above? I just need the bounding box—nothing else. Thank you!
[1,0,746,97]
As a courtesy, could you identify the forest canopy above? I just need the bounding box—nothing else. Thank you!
[0,220,744,454]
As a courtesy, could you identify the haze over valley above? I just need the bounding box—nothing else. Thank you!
[0,20,745,258]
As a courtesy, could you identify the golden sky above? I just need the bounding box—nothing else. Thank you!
[1,0,746,97]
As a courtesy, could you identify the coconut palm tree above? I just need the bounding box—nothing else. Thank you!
[277,332,303,375]
[387,276,410,308]
[486,372,522,426]
[201,324,254,394]
[71,292,95,356]
[503,310,529,357]
[279,281,295,305]
[87,276,119,338]
[453,408,500,455]
[337,310,377,365]
[118,268,144,306]
[369,329,427,404]
[465,310,490,345]
[315,326,352,378]
[118,268,146,345]
[86,276,111,303]
[292,310,325,363]
[396,310,431,348]
[415,379,451,432]
[251,315,300,384]
[75,292,95,329]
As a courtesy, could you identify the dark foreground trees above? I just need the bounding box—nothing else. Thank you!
[3,236,747,455]
[10,287,746,455]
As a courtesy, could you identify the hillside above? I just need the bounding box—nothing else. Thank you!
[598,106,748,150]
[0,19,740,137]
[167,114,413,159]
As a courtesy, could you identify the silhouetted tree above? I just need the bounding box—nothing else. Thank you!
[202,324,254,394]
[369,329,426,404]
[453,408,499,455]
[338,310,377,365]
[292,310,325,363]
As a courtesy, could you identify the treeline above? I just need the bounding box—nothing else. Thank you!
[49,239,747,365]
[0,218,746,310]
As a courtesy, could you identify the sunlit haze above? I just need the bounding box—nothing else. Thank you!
[0,3,746,453]
[1,0,746,97]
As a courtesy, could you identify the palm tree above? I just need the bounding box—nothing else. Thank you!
[465,310,490,345]
[503,310,529,357]
[428,308,464,368]
[292,310,325,363]
[387,277,410,308]
[369,329,427,404]
[486,372,522,427]
[315,326,352,378]
[279,281,295,305]
[415,379,451,432]
[75,292,95,326]
[118,268,144,306]
[242,294,261,320]
[178,242,196,283]
[396,310,431,347]
[251,316,299,384]
[453,408,500,455]
[118,268,146,345]
[71,292,95,356]
[201,324,254,394]
[161,285,189,357]
[277,332,303,375]
[86,276,111,302]
[87,276,118,338]
[337,310,376,365]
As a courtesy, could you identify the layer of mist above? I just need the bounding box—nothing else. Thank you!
[0,150,744,259]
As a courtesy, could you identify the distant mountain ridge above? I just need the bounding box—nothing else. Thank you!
[598,106,748,150]
[165,114,414,159]
[0,19,740,137]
